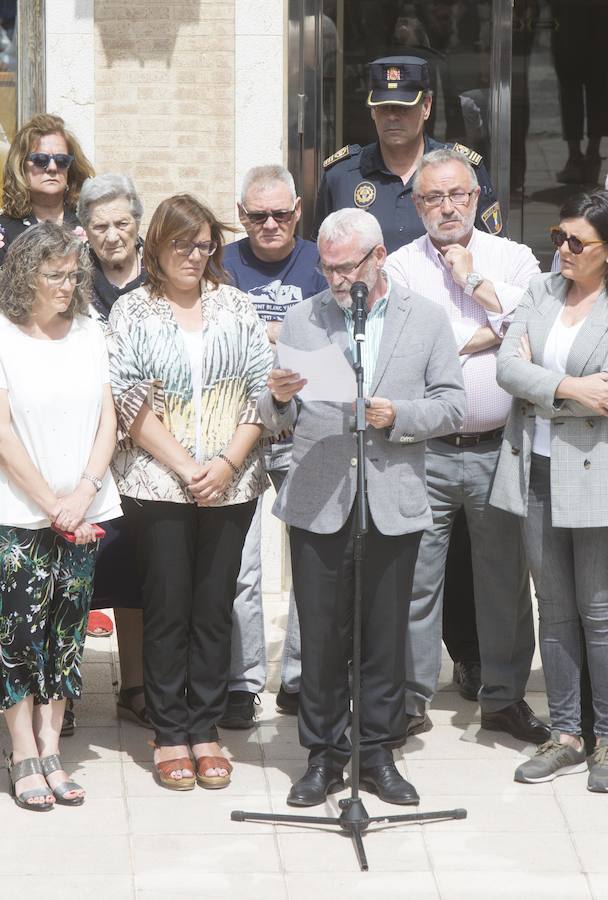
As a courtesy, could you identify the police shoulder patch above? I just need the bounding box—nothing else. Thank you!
[323,145,353,168]
[451,142,483,166]
[481,201,502,235]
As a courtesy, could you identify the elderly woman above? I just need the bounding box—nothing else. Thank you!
[0,223,121,810]
[78,173,146,320]
[0,113,94,264]
[107,193,273,791]
[78,173,149,727]
[491,189,608,791]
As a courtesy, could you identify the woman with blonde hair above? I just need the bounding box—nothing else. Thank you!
[108,193,272,791]
[0,113,94,264]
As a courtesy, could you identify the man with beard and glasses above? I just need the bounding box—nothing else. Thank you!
[257,207,465,807]
[385,149,550,746]
[313,55,501,715]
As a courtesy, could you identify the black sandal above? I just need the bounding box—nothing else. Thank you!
[116,686,153,729]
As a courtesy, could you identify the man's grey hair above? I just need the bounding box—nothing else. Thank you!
[412,148,479,194]
[77,173,144,228]
[318,208,383,250]
[240,165,297,204]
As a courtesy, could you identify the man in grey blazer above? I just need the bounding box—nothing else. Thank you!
[257,208,466,807]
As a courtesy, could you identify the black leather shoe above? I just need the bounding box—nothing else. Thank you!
[480,699,551,744]
[359,763,420,805]
[276,686,299,716]
[453,661,481,702]
[287,765,345,807]
[406,713,432,736]
[218,691,259,729]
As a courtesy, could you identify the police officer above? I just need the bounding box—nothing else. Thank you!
[312,55,494,722]
[312,55,502,253]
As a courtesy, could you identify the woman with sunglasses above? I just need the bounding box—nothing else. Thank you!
[0,223,121,811]
[491,189,608,790]
[0,113,94,265]
[107,194,273,791]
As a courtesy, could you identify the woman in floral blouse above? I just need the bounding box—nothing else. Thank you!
[107,194,273,791]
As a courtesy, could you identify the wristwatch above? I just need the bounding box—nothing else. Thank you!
[464,272,484,296]
[82,471,103,492]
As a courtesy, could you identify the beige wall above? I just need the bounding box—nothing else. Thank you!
[94,1,236,228]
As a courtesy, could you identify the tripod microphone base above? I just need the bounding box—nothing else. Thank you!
[231,801,467,872]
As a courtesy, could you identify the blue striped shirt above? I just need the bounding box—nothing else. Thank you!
[342,273,391,395]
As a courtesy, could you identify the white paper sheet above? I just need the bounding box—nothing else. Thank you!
[276,341,356,403]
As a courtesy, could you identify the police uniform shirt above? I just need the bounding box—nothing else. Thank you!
[312,134,502,254]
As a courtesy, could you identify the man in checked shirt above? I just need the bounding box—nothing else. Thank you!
[386,148,550,745]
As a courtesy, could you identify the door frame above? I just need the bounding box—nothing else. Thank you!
[288,0,514,237]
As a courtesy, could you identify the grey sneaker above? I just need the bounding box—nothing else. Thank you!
[587,737,608,793]
[514,732,587,783]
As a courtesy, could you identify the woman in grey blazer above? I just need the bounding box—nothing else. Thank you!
[491,190,608,791]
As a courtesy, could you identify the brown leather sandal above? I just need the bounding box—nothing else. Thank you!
[152,748,195,791]
[195,755,233,789]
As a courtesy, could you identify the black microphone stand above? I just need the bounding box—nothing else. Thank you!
[232,282,466,871]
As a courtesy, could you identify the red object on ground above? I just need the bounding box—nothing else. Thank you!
[86,610,114,637]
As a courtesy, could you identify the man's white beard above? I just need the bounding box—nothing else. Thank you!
[333,292,353,309]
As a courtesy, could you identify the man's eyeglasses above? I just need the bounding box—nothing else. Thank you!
[316,245,376,279]
[241,206,296,225]
[550,226,607,255]
[417,190,475,209]
[27,153,75,171]
[172,239,217,257]
[41,270,84,286]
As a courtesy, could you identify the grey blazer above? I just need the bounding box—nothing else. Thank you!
[257,283,466,535]
[491,272,608,527]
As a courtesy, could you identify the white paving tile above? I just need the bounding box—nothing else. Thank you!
[435,871,592,899]
[286,872,439,899]
[136,878,288,900]
[132,834,281,886]
[425,831,581,873]
[278,831,430,873]
[0,876,135,900]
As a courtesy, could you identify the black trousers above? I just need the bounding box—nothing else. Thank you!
[442,509,481,665]
[290,508,422,771]
[133,497,256,746]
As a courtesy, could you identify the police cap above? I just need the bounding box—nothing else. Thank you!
[367,56,430,108]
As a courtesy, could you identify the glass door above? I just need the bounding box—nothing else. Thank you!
[289,0,514,240]
[510,0,608,269]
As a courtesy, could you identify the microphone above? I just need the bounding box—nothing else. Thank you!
[350,281,368,342]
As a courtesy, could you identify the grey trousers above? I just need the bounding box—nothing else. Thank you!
[229,446,301,694]
[406,438,534,716]
[521,455,608,737]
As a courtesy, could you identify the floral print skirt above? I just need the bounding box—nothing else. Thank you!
[0,526,97,710]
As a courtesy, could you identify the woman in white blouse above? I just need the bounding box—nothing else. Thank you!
[491,190,608,791]
[0,223,120,810]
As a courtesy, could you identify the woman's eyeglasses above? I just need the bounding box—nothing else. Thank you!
[240,206,296,225]
[172,239,217,257]
[27,153,75,171]
[550,226,607,255]
[41,270,84,286]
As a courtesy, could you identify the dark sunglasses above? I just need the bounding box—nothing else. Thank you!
[241,205,296,225]
[550,226,607,255]
[27,152,75,171]
[172,239,217,257]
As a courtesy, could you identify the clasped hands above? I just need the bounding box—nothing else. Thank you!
[268,368,395,429]
[50,480,99,544]
[182,457,234,506]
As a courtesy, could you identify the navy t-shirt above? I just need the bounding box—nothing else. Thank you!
[223,236,327,321]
